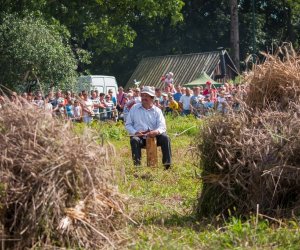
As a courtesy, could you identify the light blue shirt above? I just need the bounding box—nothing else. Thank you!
[125,103,166,135]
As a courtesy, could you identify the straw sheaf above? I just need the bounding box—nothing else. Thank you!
[245,45,300,111]
[196,106,300,218]
[0,101,129,249]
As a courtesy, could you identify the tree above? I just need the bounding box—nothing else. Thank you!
[0,13,78,91]
[230,0,240,72]
[286,0,300,46]
[0,0,185,80]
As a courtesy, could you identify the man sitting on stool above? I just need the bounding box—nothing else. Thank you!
[125,86,172,169]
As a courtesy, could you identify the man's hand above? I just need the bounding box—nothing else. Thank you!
[134,130,160,137]
[147,130,159,138]
[135,131,145,137]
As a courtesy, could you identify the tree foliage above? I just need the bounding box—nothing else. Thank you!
[1,0,300,87]
[0,13,78,91]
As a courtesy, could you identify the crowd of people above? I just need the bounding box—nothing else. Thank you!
[123,73,248,120]
[0,74,249,169]
[0,72,249,123]
[0,89,119,123]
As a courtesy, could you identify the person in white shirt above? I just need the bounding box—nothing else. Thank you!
[179,87,192,116]
[91,91,101,120]
[82,92,94,123]
[125,86,172,169]
[73,99,82,122]
[164,72,174,87]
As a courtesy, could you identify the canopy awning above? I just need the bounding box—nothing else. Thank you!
[184,72,222,88]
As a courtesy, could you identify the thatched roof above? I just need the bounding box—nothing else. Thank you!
[125,50,237,89]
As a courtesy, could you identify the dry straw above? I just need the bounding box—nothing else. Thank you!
[245,43,300,110]
[196,106,300,218]
[196,45,300,218]
[0,98,131,249]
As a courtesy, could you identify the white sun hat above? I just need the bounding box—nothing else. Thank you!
[141,86,155,97]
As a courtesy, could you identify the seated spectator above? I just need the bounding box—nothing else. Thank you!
[52,90,65,117]
[190,87,205,118]
[173,85,182,102]
[73,100,82,122]
[44,95,53,114]
[155,88,163,103]
[163,85,171,94]
[203,95,214,115]
[123,93,134,122]
[20,92,30,107]
[125,86,172,169]
[216,91,228,114]
[64,91,72,104]
[34,92,44,108]
[27,92,34,104]
[65,99,74,119]
[203,81,212,96]
[168,95,179,114]
[161,93,169,113]
[164,72,174,87]
[48,91,55,106]
[179,87,192,116]
[154,97,162,109]
[126,88,141,111]
[181,87,186,95]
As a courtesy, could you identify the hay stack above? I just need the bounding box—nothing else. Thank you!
[245,44,300,111]
[0,101,128,249]
[196,106,300,218]
[196,45,300,218]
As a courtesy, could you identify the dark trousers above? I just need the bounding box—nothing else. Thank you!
[130,133,172,166]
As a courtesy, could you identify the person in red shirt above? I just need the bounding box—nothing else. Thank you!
[203,81,212,96]
[203,81,217,102]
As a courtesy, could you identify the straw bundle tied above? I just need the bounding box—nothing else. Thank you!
[0,100,130,249]
[196,105,300,218]
[245,43,300,111]
[196,45,300,218]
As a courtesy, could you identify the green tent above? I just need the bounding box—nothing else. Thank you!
[184,72,222,88]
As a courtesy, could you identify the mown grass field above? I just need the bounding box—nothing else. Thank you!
[83,116,300,249]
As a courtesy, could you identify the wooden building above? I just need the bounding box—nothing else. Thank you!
[125,50,239,89]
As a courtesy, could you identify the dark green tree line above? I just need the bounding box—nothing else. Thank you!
[1,0,300,87]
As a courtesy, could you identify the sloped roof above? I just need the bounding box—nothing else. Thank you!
[125,51,222,89]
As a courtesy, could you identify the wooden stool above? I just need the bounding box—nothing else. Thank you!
[145,137,158,167]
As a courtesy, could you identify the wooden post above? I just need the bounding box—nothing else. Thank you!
[146,136,157,167]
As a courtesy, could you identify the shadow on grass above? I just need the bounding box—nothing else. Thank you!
[139,212,208,232]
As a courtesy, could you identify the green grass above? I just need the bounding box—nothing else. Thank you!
[76,116,300,249]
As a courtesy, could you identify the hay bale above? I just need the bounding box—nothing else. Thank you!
[0,101,129,249]
[196,106,300,218]
[245,44,300,111]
